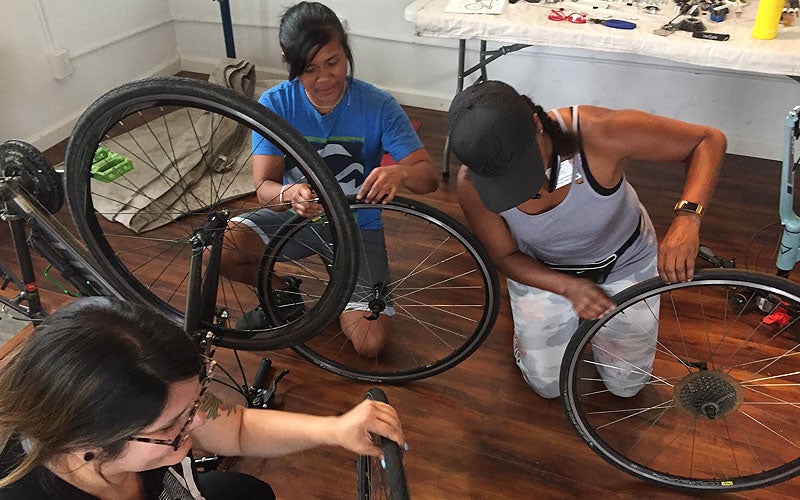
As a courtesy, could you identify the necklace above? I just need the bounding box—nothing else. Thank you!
[305,81,347,111]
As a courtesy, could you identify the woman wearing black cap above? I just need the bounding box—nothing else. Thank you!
[449,80,726,399]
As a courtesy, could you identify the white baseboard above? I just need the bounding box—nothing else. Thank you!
[726,135,783,162]
[388,88,452,112]
[179,56,288,81]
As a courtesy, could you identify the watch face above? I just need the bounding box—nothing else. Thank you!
[675,201,703,215]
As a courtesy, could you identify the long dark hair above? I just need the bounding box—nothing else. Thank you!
[520,95,581,157]
[279,1,354,80]
[0,297,201,486]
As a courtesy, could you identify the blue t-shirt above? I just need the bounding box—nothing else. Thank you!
[252,77,423,229]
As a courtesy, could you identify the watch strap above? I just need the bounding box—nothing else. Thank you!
[674,200,704,216]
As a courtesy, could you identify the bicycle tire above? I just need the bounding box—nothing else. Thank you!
[357,388,410,500]
[561,268,800,492]
[275,196,499,383]
[64,76,357,350]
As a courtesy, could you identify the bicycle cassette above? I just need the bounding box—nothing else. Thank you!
[0,140,64,214]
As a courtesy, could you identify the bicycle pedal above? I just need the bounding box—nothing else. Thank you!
[91,146,133,182]
[756,295,781,313]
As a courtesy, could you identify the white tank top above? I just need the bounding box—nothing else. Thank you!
[499,106,657,282]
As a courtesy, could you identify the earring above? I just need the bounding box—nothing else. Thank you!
[538,129,544,135]
[83,452,95,462]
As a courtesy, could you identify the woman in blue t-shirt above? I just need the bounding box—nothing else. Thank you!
[220,2,438,357]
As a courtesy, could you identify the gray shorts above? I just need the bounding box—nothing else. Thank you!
[231,208,395,315]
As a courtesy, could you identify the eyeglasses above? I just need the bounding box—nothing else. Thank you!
[547,9,587,24]
[128,357,216,451]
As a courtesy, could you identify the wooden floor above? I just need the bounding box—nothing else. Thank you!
[222,107,795,500]
[4,101,797,499]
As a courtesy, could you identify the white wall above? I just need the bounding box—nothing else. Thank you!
[169,0,798,160]
[476,45,798,160]
[1,0,797,159]
[0,0,180,151]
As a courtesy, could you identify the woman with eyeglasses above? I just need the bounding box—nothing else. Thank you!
[0,297,405,499]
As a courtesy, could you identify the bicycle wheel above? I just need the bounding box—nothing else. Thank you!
[561,269,800,492]
[272,196,499,383]
[357,388,410,500]
[65,76,356,350]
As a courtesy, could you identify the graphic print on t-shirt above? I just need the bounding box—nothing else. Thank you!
[284,139,366,196]
[319,141,366,195]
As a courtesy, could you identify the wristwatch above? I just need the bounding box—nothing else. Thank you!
[674,200,705,216]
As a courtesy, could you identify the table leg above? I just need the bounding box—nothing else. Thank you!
[441,40,531,178]
[441,40,468,178]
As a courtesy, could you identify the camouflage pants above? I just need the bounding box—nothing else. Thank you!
[509,259,659,399]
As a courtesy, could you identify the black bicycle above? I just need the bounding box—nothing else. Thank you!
[62,76,358,350]
[0,139,121,321]
[60,76,500,383]
[2,76,501,384]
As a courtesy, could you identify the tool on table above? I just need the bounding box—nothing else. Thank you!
[591,18,637,29]
[692,31,730,40]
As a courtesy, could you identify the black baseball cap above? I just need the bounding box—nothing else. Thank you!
[448,80,545,213]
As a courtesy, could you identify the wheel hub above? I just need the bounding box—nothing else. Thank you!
[364,282,387,321]
[673,369,742,419]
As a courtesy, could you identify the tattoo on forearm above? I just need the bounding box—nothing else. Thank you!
[200,391,236,420]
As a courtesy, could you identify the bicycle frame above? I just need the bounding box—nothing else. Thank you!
[0,176,120,320]
[777,105,800,275]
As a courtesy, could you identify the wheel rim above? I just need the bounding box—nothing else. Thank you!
[562,270,800,491]
[286,197,499,382]
[65,78,356,349]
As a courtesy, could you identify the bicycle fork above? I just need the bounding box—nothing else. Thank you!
[184,211,229,336]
